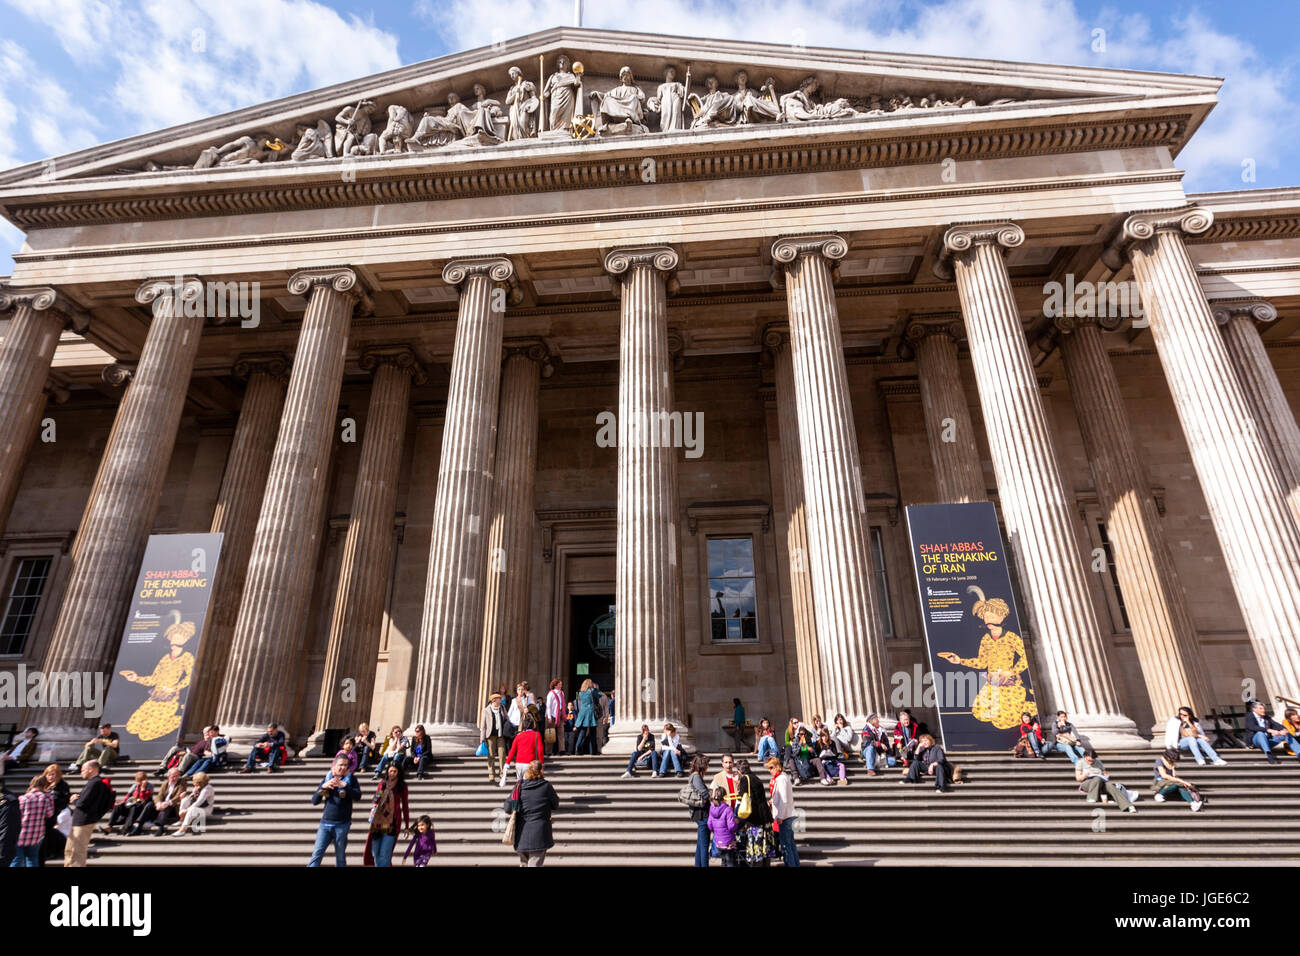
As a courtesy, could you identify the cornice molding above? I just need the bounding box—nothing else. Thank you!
[2,116,1191,229]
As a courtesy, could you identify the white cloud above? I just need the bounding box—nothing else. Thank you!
[4,0,403,133]
[0,39,98,168]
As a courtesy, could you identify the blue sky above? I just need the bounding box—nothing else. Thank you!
[1,0,1297,273]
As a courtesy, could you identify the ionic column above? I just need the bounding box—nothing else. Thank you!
[937,224,1142,746]
[771,234,890,726]
[183,354,289,733]
[902,315,986,503]
[408,258,515,752]
[763,325,824,721]
[1213,301,1300,530]
[605,245,689,751]
[311,346,424,748]
[1056,315,1214,726]
[478,343,549,707]
[1104,209,1300,703]
[34,277,206,745]
[216,269,361,742]
[0,286,89,538]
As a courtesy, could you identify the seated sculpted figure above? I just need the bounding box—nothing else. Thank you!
[589,66,647,135]
[291,120,334,161]
[377,105,416,154]
[689,76,737,129]
[732,71,780,124]
[406,93,470,152]
[334,100,378,155]
[464,82,507,142]
[780,76,861,123]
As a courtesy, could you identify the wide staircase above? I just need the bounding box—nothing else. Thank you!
[59,750,1300,866]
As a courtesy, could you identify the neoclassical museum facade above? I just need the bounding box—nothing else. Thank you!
[1,28,1298,754]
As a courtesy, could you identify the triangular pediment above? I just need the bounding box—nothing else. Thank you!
[0,26,1219,190]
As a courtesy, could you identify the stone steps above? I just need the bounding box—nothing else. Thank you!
[55,753,1300,867]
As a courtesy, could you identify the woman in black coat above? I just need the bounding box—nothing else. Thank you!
[505,760,559,866]
[41,764,71,862]
[734,758,774,867]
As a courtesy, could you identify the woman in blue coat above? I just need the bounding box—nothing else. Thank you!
[574,679,600,755]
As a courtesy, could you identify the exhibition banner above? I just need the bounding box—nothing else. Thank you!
[101,533,223,759]
[905,502,1036,751]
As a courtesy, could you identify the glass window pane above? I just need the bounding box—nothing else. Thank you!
[0,557,52,656]
[706,537,758,643]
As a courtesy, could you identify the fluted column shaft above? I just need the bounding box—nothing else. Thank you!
[216,270,359,740]
[35,278,205,739]
[1106,210,1300,703]
[1214,302,1300,530]
[478,347,544,706]
[0,288,79,538]
[773,235,890,725]
[409,258,514,751]
[183,357,288,732]
[1058,318,1214,724]
[314,348,420,739]
[767,330,824,721]
[939,224,1141,746]
[606,246,688,751]
[906,319,986,503]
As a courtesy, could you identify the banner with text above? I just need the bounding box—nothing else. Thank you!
[905,502,1036,752]
[102,533,224,759]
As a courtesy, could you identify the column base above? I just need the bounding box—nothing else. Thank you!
[303,728,350,757]
[606,721,692,755]
[1070,714,1150,751]
[405,721,479,756]
[20,725,102,763]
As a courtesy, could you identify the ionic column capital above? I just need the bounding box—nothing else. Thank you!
[933,222,1024,280]
[359,344,429,385]
[135,275,205,310]
[1211,299,1278,329]
[1101,207,1213,271]
[1052,313,1125,336]
[0,284,91,333]
[232,351,291,384]
[442,255,516,285]
[603,244,680,286]
[901,313,963,358]
[101,362,134,387]
[502,339,554,377]
[770,234,847,272]
[762,322,791,354]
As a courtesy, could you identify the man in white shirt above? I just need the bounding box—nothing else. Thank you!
[545,679,566,755]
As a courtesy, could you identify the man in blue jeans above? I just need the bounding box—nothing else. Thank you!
[309,755,361,866]
[1051,711,1086,764]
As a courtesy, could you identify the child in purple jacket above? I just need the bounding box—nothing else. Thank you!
[706,788,740,867]
[402,815,437,866]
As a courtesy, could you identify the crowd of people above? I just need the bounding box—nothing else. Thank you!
[4,691,1299,868]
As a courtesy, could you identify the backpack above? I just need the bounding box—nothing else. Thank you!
[677,782,707,809]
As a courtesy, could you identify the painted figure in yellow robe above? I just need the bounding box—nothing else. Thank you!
[937,586,1034,729]
[119,611,196,742]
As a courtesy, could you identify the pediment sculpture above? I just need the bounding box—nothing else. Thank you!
[133,53,1030,174]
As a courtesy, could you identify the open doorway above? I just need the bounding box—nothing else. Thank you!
[569,593,615,695]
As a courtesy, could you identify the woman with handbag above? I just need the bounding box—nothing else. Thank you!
[734,757,773,866]
[363,763,410,865]
[503,760,559,866]
[685,754,711,866]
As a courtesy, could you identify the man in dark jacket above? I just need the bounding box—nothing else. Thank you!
[1051,711,1086,764]
[0,784,19,867]
[902,734,952,792]
[66,760,114,867]
[1246,701,1294,764]
[242,724,286,773]
[505,760,559,866]
[308,755,361,866]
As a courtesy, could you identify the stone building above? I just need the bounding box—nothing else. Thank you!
[1,28,1298,755]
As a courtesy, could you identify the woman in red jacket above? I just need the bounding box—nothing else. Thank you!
[504,715,545,786]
